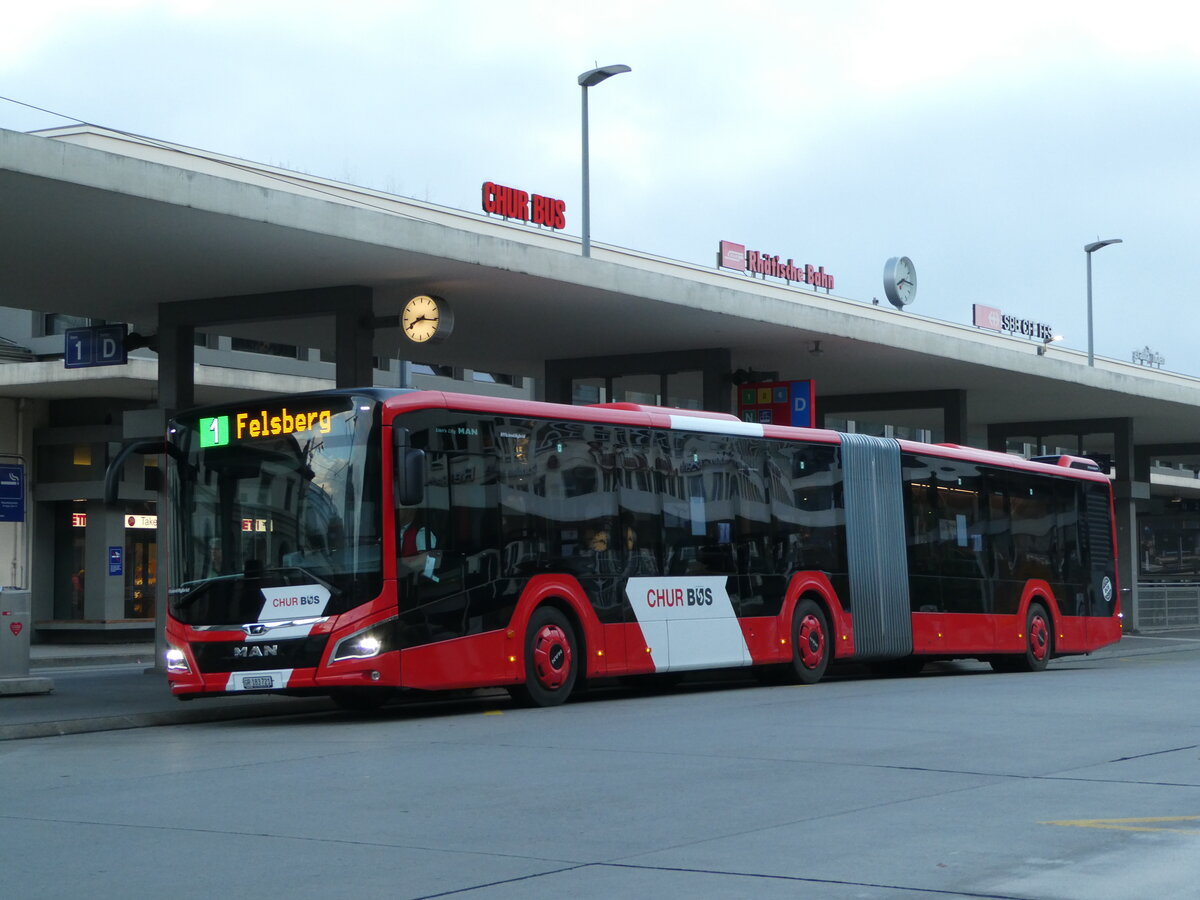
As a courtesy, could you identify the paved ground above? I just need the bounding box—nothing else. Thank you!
[2,629,1198,742]
[5,629,1200,899]
[0,642,335,740]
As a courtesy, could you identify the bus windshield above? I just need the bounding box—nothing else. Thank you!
[168,394,383,627]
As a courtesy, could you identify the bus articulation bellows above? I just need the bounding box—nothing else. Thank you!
[151,389,1121,708]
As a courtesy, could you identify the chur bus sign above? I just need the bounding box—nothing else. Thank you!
[718,240,835,291]
[481,181,566,230]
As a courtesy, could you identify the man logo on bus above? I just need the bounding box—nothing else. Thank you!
[1102,576,1113,603]
[233,644,278,658]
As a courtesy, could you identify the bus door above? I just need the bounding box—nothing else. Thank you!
[398,450,492,643]
[644,430,750,672]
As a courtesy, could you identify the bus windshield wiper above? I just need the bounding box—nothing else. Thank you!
[171,573,242,607]
[261,565,338,596]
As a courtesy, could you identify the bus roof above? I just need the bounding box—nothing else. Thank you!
[381,389,1110,483]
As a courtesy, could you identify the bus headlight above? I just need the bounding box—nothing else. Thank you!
[331,619,395,662]
[165,646,191,674]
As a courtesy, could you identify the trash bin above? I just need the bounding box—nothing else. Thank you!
[0,590,32,678]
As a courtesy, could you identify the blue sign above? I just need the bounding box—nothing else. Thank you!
[0,464,24,522]
[108,546,124,577]
[790,380,813,427]
[65,325,128,369]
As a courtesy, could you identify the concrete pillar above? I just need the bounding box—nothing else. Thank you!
[1111,418,1146,631]
[84,501,127,620]
[335,292,375,388]
[156,316,195,414]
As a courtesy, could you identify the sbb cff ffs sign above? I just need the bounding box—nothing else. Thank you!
[481,181,565,229]
[973,304,1053,341]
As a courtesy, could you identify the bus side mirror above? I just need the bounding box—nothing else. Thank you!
[393,427,425,507]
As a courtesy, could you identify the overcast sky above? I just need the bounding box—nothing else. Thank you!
[3,1,1197,374]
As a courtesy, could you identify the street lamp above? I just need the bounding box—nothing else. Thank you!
[578,63,631,257]
[1084,238,1122,366]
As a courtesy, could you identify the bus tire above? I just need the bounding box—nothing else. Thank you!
[990,602,1052,673]
[510,606,578,707]
[1020,602,1052,671]
[790,597,831,684]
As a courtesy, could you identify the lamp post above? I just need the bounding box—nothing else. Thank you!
[579,64,631,257]
[1084,238,1122,366]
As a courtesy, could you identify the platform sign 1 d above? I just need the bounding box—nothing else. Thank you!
[64,324,128,369]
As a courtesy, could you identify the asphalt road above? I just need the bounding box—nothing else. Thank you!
[3,634,1199,899]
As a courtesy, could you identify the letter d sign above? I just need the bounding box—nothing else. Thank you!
[95,324,129,366]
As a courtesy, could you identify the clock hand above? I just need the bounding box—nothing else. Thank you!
[406,314,437,331]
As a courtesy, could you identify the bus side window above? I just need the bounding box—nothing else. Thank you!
[618,427,661,577]
[985,473,1016,580]
[770,443,842,576]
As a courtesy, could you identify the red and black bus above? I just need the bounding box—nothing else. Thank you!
[155,389,1122,707]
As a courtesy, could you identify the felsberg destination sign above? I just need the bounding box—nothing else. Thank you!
[199,406,336,447]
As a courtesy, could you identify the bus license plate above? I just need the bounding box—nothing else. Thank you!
[237,673,280,690]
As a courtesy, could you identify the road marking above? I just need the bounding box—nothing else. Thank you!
[1120,635,1200,643]
[1043,816,1200,834]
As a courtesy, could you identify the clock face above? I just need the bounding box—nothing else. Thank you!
[402,294,451,343]
[883,257,917,308]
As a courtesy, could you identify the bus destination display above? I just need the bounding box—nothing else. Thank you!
[199,407,335,447]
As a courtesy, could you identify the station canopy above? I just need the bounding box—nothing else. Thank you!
[3,125,1200,457]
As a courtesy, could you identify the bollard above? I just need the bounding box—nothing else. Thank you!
[0,590,53,695]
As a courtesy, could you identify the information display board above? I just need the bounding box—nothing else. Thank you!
[736,380,814,427]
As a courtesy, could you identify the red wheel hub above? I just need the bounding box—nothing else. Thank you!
[531,624,572,690]
[1028,615,1049,662]
[797,614,826,670]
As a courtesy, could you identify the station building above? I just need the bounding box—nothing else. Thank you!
[1,124,1199,645]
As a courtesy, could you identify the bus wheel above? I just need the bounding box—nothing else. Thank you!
[1021,603,1052,672]
[510,607,578,707]
[791,598,831,685]
[990,602,1052,673]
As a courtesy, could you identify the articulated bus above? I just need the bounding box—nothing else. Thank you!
[146,388,1121,708]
